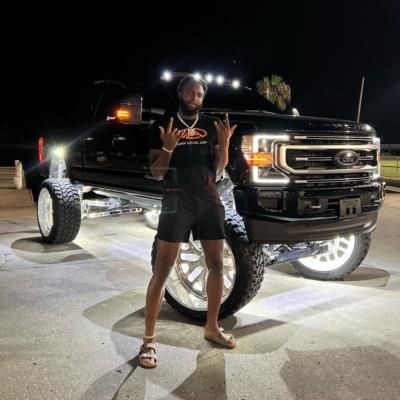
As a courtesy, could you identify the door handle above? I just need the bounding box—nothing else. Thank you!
[113,136,127,141]
[84,137,94,142]
[144,174,163,181]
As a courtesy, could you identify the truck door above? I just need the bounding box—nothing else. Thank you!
[110,123,163,193]
[82,89,126,185]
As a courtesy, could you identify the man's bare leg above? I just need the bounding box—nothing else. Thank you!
[139,239,181,367]
[144,239,181,339]
[201,239,235,347]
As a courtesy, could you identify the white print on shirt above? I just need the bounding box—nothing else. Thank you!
[177,140,208,146]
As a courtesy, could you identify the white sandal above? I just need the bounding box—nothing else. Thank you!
[138,335,158,368]
[204,327,236,348]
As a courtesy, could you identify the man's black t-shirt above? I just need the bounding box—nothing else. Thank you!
[148,113,220,194]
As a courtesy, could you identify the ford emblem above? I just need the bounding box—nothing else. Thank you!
[334,150,360,167]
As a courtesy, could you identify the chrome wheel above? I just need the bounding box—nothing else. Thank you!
[297,235,356,272]
[166,238,236,311]
[144,209,161,229]
[38,188,53,237]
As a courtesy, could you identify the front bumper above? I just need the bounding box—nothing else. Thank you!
[244,210,378,243]
[233,181,385,243]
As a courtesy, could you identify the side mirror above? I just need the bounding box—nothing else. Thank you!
[115,95,143,125]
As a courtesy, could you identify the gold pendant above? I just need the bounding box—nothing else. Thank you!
[188,128,194,136]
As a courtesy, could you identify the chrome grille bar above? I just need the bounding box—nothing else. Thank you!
[279,144,378,175]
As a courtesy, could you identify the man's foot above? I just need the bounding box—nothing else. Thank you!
[138,335,158,368]
[204,327,236,348]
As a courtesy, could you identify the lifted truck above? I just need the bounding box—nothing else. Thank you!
[37,76,385,320]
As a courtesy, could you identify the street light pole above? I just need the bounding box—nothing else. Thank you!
[357,76,365,122]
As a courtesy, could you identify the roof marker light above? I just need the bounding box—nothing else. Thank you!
[216,75,225,85]
[162,71,172,81]
[205,73,214,83]
[232,79,240,89]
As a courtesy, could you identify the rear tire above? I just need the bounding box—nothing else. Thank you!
[37,179,81,244]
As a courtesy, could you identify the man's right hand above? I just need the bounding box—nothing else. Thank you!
[159,117,184,152]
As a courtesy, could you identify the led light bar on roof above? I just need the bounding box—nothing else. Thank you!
[161,71,242,89]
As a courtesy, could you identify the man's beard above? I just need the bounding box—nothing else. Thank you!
[178,99,202,116]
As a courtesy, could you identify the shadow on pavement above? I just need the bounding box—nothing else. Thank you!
[11,236,95,264]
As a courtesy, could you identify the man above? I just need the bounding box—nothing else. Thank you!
[138,75,237,368]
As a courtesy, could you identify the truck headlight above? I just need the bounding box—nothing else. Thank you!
[241,134,290,184]
[52,146,66,159]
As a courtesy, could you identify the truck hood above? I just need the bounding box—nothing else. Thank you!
[202,109,376,136]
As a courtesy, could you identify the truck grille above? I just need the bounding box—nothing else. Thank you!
[276,135,379,185]
[285,149,375,169]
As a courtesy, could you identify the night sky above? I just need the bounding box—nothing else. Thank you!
[2,1,400,168]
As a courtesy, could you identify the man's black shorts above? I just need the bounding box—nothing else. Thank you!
[157,189,225,243]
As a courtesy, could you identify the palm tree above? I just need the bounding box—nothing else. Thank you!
[256,74,291,111]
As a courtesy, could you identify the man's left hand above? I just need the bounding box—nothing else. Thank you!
[214,113,237,146]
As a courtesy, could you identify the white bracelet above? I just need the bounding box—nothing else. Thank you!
[162,146,173,153]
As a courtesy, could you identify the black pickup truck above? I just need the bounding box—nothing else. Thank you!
[37,76,385,320]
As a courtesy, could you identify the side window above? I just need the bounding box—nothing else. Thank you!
[66,81,130,127]
[67,85,102,127]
